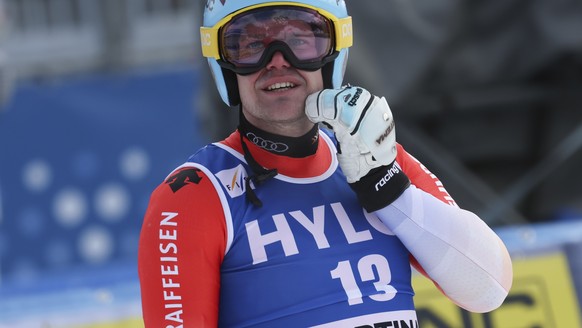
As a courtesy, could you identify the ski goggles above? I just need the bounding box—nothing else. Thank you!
[200,3,353,75]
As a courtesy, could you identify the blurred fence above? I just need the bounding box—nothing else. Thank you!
[2,0,197,77]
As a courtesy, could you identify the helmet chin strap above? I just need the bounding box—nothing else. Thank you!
[237,107,321,206]
[238,109,278,207]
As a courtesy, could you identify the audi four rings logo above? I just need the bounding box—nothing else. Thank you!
[246,132,289,153]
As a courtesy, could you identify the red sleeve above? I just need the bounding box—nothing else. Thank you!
[395,143,456,284]
[395,143,457,207]
[138,166,226,327]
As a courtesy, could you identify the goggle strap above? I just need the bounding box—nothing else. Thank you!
[334,16,353,50]
[200,6,353,58]
[200,27,220,59]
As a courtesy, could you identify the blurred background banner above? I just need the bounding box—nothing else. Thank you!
[0,0,581,327]
[0,66,205,327]
[0,65,204,282]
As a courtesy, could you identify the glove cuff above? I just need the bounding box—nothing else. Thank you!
[349,161,411,212]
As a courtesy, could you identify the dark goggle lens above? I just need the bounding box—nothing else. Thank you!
[220,6,334,70]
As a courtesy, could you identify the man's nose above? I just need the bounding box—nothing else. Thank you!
[266,51,291,70]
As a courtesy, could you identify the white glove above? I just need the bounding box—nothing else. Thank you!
[305,85,397,183]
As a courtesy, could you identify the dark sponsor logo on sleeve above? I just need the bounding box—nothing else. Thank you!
[165,168,202,193]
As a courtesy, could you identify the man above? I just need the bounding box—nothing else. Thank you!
[138,1,513,327]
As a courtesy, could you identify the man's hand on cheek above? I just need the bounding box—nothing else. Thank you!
[305,85,410,211]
